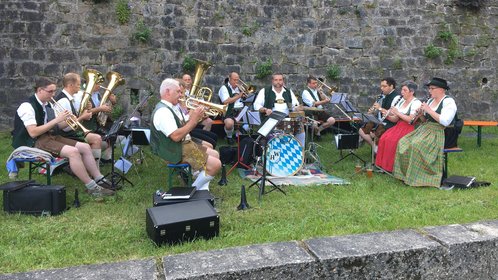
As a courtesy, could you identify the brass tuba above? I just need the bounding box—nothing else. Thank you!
[190,59,213,101]
[79,69,104,116]
[97,71,125,127]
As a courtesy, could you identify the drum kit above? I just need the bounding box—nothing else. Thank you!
[250,109,323,177]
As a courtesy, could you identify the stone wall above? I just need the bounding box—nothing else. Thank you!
[0,0,496,130]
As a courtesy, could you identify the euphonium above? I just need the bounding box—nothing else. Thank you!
[79,69,104,116]
[180,97,227,117]
[50,98,91,136]
[190,59,213,101]
[97,71,125,126]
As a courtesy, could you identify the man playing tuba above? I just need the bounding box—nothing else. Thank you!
[150,78,221,191]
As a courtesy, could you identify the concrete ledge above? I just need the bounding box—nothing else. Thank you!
[0,259,156,280]
[162,241,316,280]
[3,221,498,279]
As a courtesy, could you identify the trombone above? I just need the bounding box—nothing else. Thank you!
[238,79,256,98]
[49,98,91,136]
[316,78,338,97]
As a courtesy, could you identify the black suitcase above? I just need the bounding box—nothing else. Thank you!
[146,200,219,246]
[152,190,215,207]
[3,183,66,216]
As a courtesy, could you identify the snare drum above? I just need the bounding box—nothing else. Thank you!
[265,134,304,177]
[277,117,303,135]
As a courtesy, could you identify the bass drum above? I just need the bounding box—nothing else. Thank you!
[265,134,304,177]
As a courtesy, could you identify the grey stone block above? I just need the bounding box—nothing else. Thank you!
[305,229,447,279]
[424,223,498,279]
[0,259,156,280]
[163,241,316,280]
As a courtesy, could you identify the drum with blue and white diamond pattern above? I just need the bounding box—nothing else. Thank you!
[265,134,304,177]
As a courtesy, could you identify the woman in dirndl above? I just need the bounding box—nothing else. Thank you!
[393,77,457,187]
[375,80,421,173]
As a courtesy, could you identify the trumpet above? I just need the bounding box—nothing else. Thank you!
[50,98,91,136]
[238,79,256,98]
[179,97,227,118]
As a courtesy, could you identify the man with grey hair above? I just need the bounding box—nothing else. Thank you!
[150,78,221,191]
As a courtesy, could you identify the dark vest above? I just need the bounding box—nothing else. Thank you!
[54,91,83,139]
[381,90,400,129]
[150,102,183,163]
[426,96,456,125]
[12,96,47,148]
[223,84,235,116]
[54,91,77,115]
[305,88,321,103]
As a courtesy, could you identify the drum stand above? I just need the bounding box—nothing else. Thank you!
[304,117,323,170]
[248,136,286,202]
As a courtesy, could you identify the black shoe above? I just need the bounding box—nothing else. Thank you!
[314,134,322,141]
[227,137,235,145]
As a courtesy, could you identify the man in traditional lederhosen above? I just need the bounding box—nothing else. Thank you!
[54,73,104,167]
[301,76,336,140]
[253,73,305,146]
[218,72,244,145]
[11,77,114,196]
[150,78,221,191]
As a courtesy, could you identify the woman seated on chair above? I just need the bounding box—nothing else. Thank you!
[393,77,457,187]
[375,80,421,173]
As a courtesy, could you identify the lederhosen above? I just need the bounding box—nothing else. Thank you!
[54,91,85,141]
[222,84,242,120]
[303,88,333,121]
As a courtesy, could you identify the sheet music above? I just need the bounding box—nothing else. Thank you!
[235,106,249,122]
[257,118,278,137]
[246,111,261,125]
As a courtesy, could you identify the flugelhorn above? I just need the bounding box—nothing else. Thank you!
[79,69,104,116]
[50,98,91,136]
[180,97,227,118]
[97,71,125,126]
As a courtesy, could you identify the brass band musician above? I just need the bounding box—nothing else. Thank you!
[218,72,244,145]
[150,78,221,191]
[253,73,305,146]
[301,76,336,140]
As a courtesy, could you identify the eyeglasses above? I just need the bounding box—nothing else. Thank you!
[42,88,56,94]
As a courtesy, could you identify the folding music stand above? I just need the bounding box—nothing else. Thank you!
[102,116,134,189]
[247,111,287,202]
[120,128,150,176]
[333,133,365,164]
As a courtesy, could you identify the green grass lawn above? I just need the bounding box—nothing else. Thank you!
[0,127,497,274]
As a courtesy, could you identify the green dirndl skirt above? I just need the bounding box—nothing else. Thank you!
[393,122,445,187]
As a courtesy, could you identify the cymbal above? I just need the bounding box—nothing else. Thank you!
[302,107,325,112]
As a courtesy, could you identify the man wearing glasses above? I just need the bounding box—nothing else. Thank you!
[11,77,115,196]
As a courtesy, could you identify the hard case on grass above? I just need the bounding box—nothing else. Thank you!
[3,183,66,216]
[152,190,215,207]
[146,200,219,245]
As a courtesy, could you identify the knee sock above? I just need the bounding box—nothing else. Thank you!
[192,170,214,191]
[101,141,112,160]
[92,149,102,166]
[85,180,98,190]
[224,127,234,138]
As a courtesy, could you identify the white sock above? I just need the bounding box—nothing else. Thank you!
[192,170,213,190]
[101,141,112,160]
[92,149,102,167]
[225,128,234,138]
[85,180,97,190]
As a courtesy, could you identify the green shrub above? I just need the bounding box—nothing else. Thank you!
[326,64,341,80]
[424,44,443,59]
[255,59,272,79]
[116,0,131,25]
[182,55,196,74]
[133,20,151,43]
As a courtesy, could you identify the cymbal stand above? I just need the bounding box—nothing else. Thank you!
[303,117,323,170]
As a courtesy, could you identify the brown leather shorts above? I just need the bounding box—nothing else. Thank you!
[35,133,78,156]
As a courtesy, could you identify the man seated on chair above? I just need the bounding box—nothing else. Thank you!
[218,72,244,145]
[11,77,114,196]
[253,72,305,146]
[54,72,105,167]
[150,78,221,191]
[301,76,336,140]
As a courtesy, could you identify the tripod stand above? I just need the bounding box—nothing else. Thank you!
[102,118,134,189]
[248,136,285,202]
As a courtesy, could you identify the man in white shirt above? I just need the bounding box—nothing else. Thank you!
[150,78,221,191]
[301,76,336,140]
[253,73,305,146]
[218,72,244,144]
